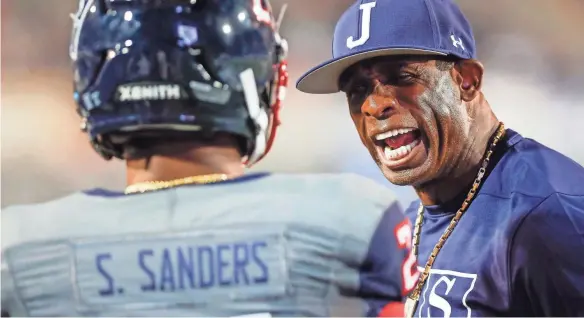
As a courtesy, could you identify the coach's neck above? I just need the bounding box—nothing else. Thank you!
[415,98,500,206]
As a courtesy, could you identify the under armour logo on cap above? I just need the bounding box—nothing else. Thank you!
[450,35,465,51]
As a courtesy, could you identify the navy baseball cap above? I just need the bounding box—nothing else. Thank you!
[297,0,476,94]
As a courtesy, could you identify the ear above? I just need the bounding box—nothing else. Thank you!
[453,59,484,102]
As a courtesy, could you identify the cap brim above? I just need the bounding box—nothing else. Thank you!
[296,48,446,94]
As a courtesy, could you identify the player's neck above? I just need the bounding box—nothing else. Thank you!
[415,100,500,206]
[125,145,245,186]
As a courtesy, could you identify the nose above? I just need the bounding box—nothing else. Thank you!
[360,83,397,119]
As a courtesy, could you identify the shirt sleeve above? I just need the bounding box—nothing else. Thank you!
[2,253,20,317]
[1,209,27,317]
[357,201,417,317]
[509,193,584,316]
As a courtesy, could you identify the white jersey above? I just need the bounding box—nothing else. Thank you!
[1,173,414,317]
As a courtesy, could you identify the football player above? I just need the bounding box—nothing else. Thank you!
[1,0,416,316]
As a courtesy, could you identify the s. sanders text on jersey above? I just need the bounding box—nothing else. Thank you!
[94,240,269,296]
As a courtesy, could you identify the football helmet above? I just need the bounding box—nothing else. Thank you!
[70,0,288,165]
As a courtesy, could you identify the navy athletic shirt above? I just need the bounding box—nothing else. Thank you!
[405,129,584,317]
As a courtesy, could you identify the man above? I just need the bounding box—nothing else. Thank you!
[1,0,414,317]
[297,0,584,316]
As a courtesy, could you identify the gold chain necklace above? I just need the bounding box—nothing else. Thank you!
[405,122,505,318]
[124,174,231,195]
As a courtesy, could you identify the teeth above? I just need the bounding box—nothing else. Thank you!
[384,139,420,161]
[376,128,415,140]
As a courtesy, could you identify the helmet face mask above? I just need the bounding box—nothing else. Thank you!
[70,0,288,165]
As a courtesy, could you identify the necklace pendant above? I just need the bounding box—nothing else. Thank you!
[405,295,418,318]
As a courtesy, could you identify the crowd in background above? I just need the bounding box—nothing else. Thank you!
[2,0,584,209]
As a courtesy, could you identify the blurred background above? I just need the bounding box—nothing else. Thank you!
[2,0,584,210]
[1,0,583,316]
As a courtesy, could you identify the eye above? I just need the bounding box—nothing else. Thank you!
[347,84,368,98]
[396,72,416,84]
[342,80,371,101]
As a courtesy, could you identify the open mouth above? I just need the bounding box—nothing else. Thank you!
[374,128,422,162]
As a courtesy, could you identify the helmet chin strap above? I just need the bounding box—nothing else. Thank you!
[239,14,290,167]
[240,68,269,166]
[234,6,291,167]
